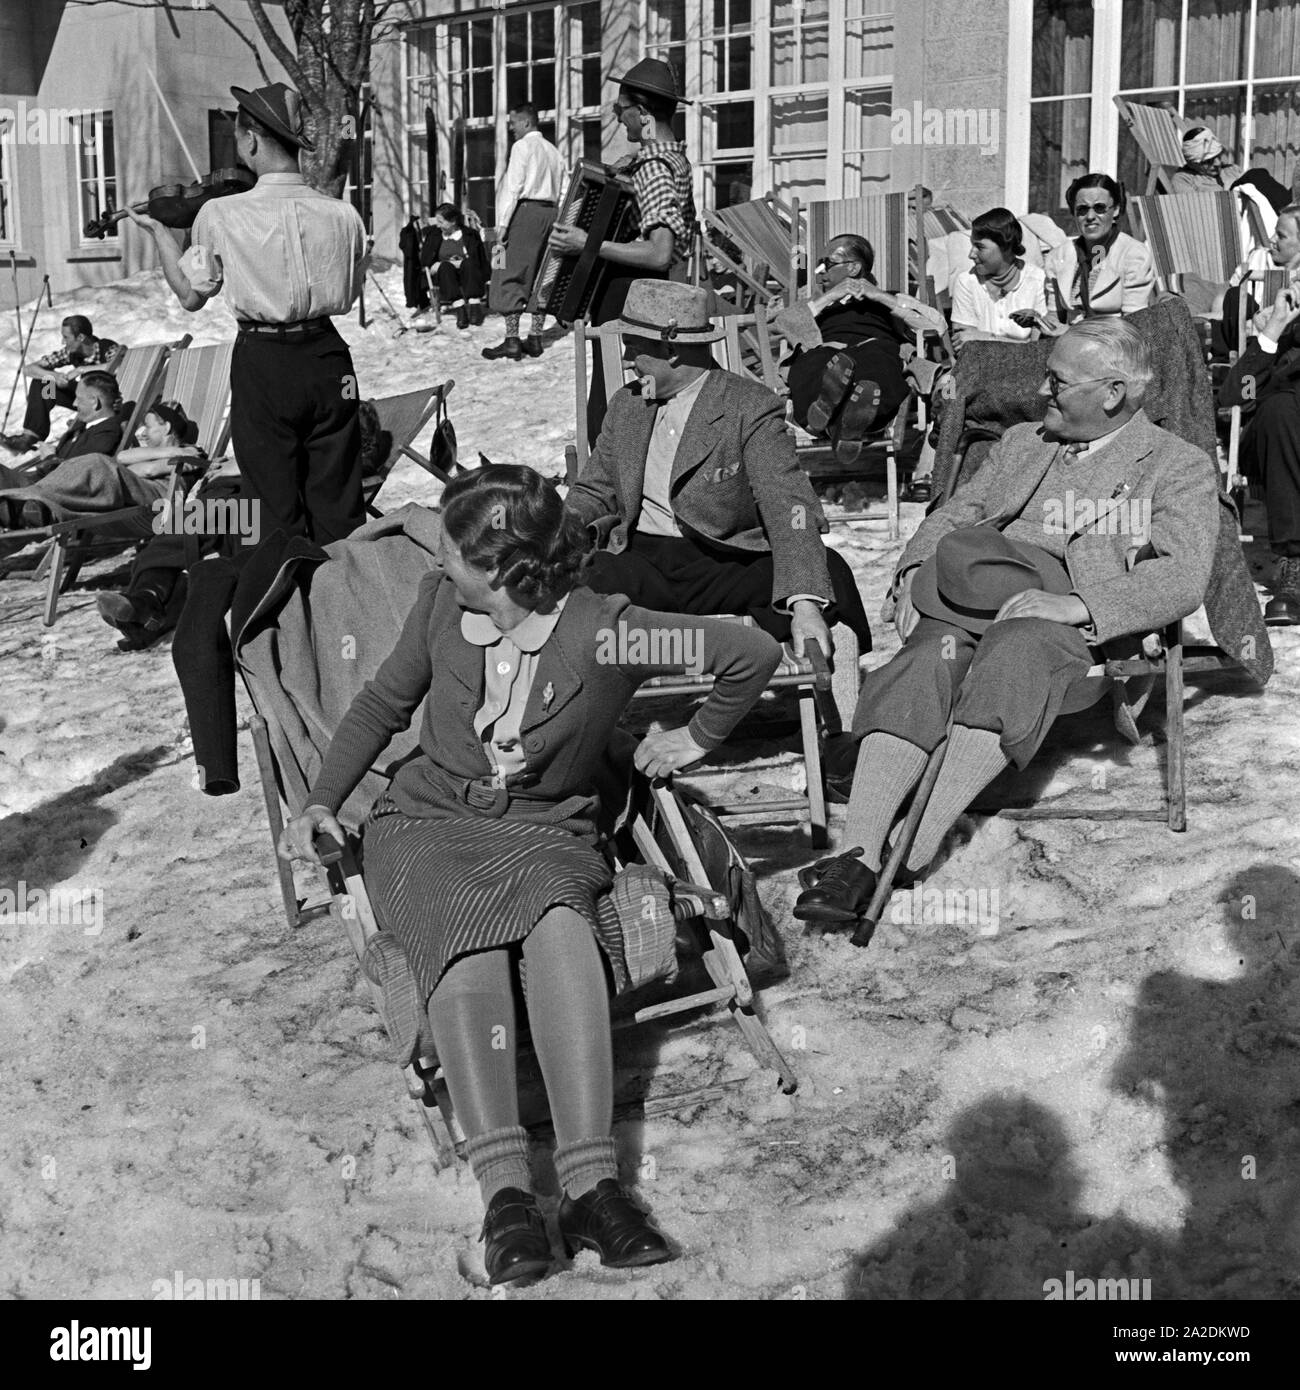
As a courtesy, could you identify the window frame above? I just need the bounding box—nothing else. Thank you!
[0,117,17,249]
[72,109,117,246]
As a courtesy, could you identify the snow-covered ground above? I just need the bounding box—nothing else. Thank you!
[1,267,1297,1301]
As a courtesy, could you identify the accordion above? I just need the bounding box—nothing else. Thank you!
[533,159,638,322]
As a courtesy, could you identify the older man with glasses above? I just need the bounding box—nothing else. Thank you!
[795,318,1220,923]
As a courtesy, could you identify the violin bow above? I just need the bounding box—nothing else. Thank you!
[147,66,203,184]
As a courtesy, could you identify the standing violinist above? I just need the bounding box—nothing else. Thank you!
[127,82,368,545]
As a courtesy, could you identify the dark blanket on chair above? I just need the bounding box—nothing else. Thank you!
[930,297,1272,685]
[0,451,165,522]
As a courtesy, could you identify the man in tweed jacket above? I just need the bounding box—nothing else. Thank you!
[796,319,1220,920]
[564,280,871,669]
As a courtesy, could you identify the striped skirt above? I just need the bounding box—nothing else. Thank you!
[362,794,629,1000]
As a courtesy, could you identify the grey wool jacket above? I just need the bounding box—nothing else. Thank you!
[564,366,834,606]
[897,410,1220,651]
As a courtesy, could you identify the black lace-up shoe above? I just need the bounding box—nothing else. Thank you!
[479,1187,552,1285]
[481,337,523,361]
[793,846,877,923]
[806,351,856,436]
[521,335,544,358]
[559,1180,673,1269]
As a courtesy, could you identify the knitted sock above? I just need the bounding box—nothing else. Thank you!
[554,1136,619,1197]
[465,1125,532,1206]
[906,725,1009,871]
[528,312,545,338]
[843,733,929,872]
[505,312,522,338]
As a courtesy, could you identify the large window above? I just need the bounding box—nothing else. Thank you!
[1029,0,1300,217]
[645,0,895,210]
[404,2,607,229]
[72,111,117,243]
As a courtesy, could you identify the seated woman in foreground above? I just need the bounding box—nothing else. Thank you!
[1042,174,1156,327]
[774,232,945,463]
[0,399,204,530]
[278,464,781,1287]
[948,207,1048,351]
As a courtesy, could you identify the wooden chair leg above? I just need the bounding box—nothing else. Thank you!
[42,536,67,627]
[886,438,899,541]
[1164,630,1186,832]
[249,714,304,929]
[850,731,950,948]
[798,685,828,848]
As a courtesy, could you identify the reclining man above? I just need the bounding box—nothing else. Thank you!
[795,319,1219,922]
[1219,203,1300,625]
[563,280,872,723]
[0,371,125,510]
[2,315,123,455]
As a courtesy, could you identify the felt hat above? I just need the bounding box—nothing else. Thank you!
[615,58,693,107]
[230,82,314,153]
[604,280,726,343]
[911,526,1075,635]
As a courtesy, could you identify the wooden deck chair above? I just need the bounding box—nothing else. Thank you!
[116,335,187,448]
[702,192,803,308]
[844,556,1255,950]
[234,523,797,1164]
[21,341,234,623]
[361,381,457,515]
[803,186,926,307]
[1130,189,1248,293]
[923,205,971,238]
[1114,97,1196,195]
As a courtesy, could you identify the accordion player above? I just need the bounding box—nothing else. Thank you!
[532,160,639,323]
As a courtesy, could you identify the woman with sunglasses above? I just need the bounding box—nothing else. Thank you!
[1041,174,1155,331]
[774,233,944,463]
[278,464,781,1285]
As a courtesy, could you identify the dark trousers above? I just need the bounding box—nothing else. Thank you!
[435,258,486,304]
[852,614,1102,769]
[172,552,242,795]
[787,340,910,436]
[229,325,364,546]
[1243,391,1300,557]
[22,378,76,440]
[585,531,872,650]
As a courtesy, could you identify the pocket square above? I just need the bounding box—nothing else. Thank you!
[711,462,741,483]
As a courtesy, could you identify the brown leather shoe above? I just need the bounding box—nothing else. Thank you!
[559,1180,673,1269]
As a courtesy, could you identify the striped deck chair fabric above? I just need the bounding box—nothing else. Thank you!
[114,342,173,446]
[806,191,910,293]
[705,194,801,304]
[923,206,970,238]
[1114,97,1193,194]
[161,341,235,458]
[1131,190,1245,288]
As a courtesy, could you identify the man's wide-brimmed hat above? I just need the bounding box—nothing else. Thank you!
[230,82,314,153]
[615,58,693,107]
[911,526,1074,636]
[605,280,725,343]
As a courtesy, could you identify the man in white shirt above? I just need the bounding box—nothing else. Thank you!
[483,104,566,363]
[129,83,368,545]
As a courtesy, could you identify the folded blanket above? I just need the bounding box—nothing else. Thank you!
[0,451,165,523]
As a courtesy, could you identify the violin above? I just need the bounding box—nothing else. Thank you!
[83,166,255,240]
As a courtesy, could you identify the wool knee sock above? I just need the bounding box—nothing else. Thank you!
[505,312,521,338]
[427,948,519,1138]
[842,733,929,871]
[520,907,613,1146]
[906,724,1009,871]
[465,1125,532,1205]
[528,312,545,338]
[554,1136,618,1197]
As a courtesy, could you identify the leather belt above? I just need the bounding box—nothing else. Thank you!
[236,317,332,338]
[518,198,557,206]
[455,771,543,820]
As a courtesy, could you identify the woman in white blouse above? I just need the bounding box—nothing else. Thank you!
[948,207,1048,351]
[1042,173,1156,326]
